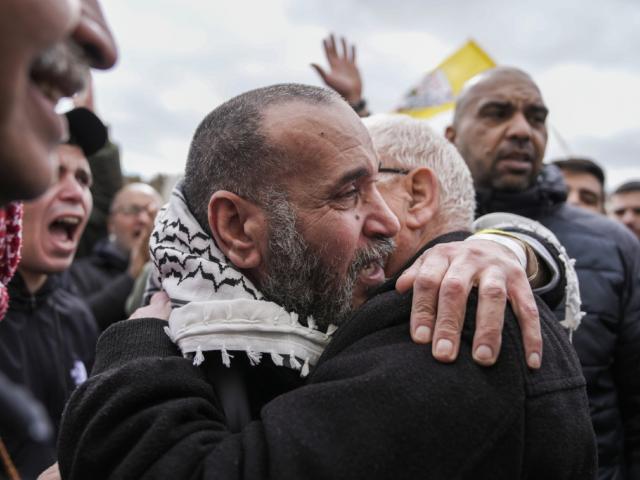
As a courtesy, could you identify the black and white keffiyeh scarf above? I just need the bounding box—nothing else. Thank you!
[147,184,335,376]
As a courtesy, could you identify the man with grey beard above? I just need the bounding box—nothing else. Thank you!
[261,189,395,330]
[58,84,563,478]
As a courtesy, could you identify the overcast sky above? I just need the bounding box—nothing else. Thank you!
[89,0,640,190]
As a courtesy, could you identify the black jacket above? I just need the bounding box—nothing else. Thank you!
[70,237,134,330]
[58,232,596,479]
[0,273,97,479]
[477,165,640,480]
[76,139,123,258]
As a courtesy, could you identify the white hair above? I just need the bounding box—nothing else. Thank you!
[363,113,475,230]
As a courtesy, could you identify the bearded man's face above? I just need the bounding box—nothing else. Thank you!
[260,195,394,331]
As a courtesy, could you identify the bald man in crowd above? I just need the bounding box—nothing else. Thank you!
[313,39,640,478]
[445,66,640,480]
[70,183,162,329]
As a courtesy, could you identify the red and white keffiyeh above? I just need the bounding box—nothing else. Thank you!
[0,202,22,320]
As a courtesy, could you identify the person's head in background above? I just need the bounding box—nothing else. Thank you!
[609,181,640,241]
[445,67,548,193]
[19,107,107,293]
[552,157,606,214]
[0,0,117,205]
[108,183,162,254]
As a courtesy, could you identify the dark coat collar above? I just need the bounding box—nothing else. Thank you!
[475,164,567,218]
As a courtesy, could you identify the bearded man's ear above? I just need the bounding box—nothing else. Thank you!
[207,192,267,269]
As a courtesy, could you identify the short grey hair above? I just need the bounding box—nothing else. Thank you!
[183,83,342,232]
[363,114,475,230]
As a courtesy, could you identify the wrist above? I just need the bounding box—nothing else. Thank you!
[349,98,367,114]
[467,229,540,284]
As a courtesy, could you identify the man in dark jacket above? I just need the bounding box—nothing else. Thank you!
[70,182,161,329]
[445,66,640,479]
[0,108,106,478]
[58,84,595,479]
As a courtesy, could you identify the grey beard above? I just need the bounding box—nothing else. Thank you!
[260,196,395,331]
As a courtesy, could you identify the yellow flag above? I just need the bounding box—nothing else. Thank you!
[397,40,496,118]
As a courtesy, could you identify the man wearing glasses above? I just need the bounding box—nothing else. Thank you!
[70,183,162,330]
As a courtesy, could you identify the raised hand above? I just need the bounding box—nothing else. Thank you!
[311,34,363,106]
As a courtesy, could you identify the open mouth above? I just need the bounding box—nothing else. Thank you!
[29,41,89,105]
[49,215,82,245]
[357,260,386,287]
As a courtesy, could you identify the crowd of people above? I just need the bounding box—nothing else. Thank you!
[0,2,638,480]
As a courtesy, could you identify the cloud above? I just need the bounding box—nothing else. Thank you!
[538,64,640,139]
[91,0,639,186]
[289,0,640,72]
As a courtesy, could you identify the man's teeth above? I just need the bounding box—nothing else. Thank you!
[361,263,379,276]
[56,216,80,226]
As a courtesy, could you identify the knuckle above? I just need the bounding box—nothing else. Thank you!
[477,324,503,340]
[466,243,484,257]
[522,302,540,319]
[507,263,527,277]
[413,274,440,292]
[480,282,507,301]
[529,333,543,346]
[441,277,466,297]
[428,243,453,259]
[434,316,461,336]
[413,299,437,318]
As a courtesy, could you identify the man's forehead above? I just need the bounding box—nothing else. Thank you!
[263,100,375,172]
[460,70,545,110]
[613,191,640,204]
[58,144,89,170]
[114,187,160,207]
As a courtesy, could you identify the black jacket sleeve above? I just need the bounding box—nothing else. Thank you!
[83,272,134,330]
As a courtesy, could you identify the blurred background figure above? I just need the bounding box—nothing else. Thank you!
[71,73,125,259]
[70,182,162,330]
[0,1,117,478]
[552,157,606,214]
[610,181,640,241]
[0,108,106,478]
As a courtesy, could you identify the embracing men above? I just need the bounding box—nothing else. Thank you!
[58,85,595,479]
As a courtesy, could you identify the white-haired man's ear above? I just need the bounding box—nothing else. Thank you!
[444,126,456,143]
[208,191,267,270]
[405,167,440,230]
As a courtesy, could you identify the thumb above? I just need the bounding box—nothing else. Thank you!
[395,266,417,293]
[150,291,170,305]
[310,63,328,82]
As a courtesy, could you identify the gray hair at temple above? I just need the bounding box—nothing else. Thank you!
[363,114,476,230]
[183,83,342,232]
